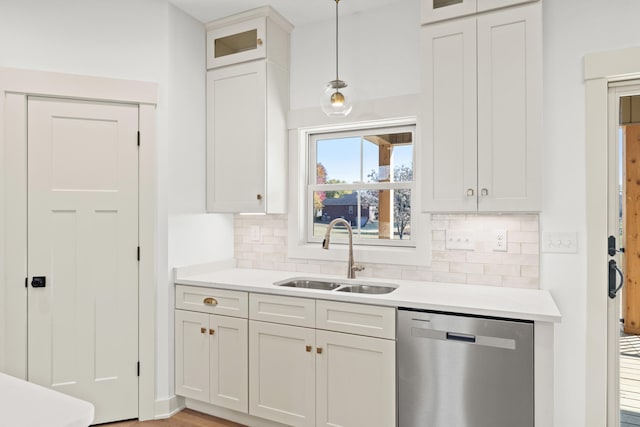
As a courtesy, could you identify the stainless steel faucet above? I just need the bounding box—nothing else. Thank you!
[322,218,365,279]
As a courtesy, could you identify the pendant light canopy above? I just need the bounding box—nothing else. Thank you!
[321,0,352,117]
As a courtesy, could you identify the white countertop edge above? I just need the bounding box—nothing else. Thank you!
[174,263,561,323]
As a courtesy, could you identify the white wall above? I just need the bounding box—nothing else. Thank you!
[165,3,234,399]
[290,0,420,110]
[541,1,640,425]
[0,0,234,405]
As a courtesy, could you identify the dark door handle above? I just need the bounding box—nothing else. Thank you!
[609,260,623,299]
[31,276,46,288]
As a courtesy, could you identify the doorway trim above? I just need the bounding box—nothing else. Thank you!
[585,47,640,427]
[0,67,157,421]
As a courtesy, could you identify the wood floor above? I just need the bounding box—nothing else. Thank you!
[96,409,246,427]
[621,333,640,426]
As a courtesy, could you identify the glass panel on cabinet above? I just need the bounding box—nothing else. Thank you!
[433,0,464,9]
[214,29,258,59]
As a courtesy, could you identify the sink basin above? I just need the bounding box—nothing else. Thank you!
[276,279,342,291]
[275,277,397,294]
[336,284,397,294]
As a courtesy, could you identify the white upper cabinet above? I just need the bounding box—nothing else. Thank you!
[205,7,292,213]
[421,3,541,212]
[421,0,538,24]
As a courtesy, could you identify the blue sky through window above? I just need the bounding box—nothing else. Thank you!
[317,136,413,183]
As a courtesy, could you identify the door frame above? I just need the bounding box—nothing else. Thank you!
[585,47,640,426]
[0,67,158,421]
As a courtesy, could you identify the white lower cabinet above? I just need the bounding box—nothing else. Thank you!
[248,294,396,427]
[249,320,316,426]
[175,288,396,427]
[175,287,249,413]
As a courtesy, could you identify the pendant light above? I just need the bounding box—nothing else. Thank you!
[321,0,352,117]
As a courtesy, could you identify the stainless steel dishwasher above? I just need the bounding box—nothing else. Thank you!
[397,308,534,427]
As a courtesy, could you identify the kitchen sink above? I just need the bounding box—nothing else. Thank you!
[276,278,342,290]
[335,284,397,294]
[274,277,397,294]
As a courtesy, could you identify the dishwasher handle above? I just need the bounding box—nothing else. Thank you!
[446,332,476,343]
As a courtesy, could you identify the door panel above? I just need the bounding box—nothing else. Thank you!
[27,97,139,424]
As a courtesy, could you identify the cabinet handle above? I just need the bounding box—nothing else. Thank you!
[256,194,262,201]
[306,345,312,352]
[481,188,489,196]
[209,329,215,335]
[256,38,263,46]
[466,188,474,197]
[203,297,218,306]
[200,327,207,334]
[316,347,323,354]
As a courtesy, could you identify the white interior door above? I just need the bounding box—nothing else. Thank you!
[27,97,139,424]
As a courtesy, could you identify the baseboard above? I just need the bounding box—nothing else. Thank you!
[154,395,185,420]
[186,399,288,427]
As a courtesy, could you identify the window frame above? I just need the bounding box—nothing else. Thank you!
[287,116,431,267]
[307,125,417,248]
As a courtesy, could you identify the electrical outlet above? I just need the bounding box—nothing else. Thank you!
[445,230,475,250]
[250,225,260,241]
[492,229,508,252]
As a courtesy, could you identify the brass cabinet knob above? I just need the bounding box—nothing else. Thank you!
[200,327,207,334]
[306,345,312,352]
[256,194,262,200]
[209,329,215,335]
[257,38,263,46]
[203,297,218,306]
[316,347,323,354]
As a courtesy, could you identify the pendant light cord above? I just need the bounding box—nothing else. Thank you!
[335,0,340,81]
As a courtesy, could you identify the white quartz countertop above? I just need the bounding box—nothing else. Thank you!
[0,372,94,427]
[174,261,561,323]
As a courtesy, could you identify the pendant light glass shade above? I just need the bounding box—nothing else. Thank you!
[322,0,352,117]
[321,79,352,117]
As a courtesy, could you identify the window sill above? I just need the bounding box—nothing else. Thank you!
[286,238,431,267]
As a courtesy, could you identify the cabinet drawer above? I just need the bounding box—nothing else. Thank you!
[176,285,248,318]
[249,293,315,328]
[316,300,396,339]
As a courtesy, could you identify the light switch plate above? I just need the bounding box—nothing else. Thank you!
[445,229,475,250]
[542,232,578,253]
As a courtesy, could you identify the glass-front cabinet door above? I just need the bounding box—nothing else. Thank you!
[207,17,266,69]
[421,0,476,24]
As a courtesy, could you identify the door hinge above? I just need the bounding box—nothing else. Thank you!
[137,361,140,377]
[25,277,27,288]
[137,246,140,261]
[137,131,140,147]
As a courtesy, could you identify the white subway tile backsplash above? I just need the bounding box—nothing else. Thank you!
[233,213,540,289]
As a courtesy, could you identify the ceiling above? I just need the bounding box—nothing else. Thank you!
[168,0,404,26]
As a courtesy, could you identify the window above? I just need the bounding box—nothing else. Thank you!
[288,117,430,267]
[308,125,416,247]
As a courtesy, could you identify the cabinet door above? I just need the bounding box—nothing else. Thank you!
[477,0,538,14]
[210,315,248,413]
[316,330,396,427]
[421,0,476,24]
[477,4,541,211]
[421,18,478,212]
[206,17,266,69]
[207,62,267,213]
[249,320,315,427]
[175,310,210,402]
